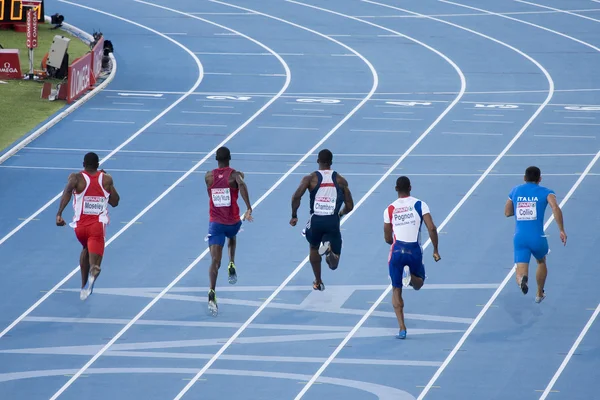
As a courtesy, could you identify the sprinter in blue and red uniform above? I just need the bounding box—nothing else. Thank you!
[205,147,253,316]
[505,166,567,303]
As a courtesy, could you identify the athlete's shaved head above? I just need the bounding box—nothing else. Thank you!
[395,176,411,195]
[317,149,333,166]
[83,152,99,170]
[524,166,541,183]
[216,146,231,163]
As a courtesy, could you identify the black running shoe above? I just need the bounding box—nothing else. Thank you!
[208,289,218,317]
[520,275,529,295]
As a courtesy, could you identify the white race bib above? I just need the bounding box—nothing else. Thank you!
[516,201,537,221]
[212,188,231,207]
[83,196,106,215]
[314,195,335,216]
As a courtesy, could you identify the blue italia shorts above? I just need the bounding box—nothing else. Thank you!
[514,233,549,263]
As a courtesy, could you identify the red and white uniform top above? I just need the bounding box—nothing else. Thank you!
[383,196,430,244]
[70,171,110,228]
[208,167,240,225]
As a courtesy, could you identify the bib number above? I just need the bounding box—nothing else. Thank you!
[314,196,335,216]
[212,188,231,207]
[516,201,537,221]
[83,196,106,215]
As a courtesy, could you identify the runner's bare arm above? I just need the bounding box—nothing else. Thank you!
[337,175,354,217]
[547,193,567,245]
[56,173,79,226]
[234,171,253,220]
[383,222,393,245]
[103,174,120,207]
[423,213,441,261]
[504,199,514,217]
[290,174,312,225]
[205,171,213,189]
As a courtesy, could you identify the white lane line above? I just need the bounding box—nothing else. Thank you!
[47,0,380,398]
[166,0,466,398]
[181,111,241,115]
[546,122,600,126]
[442,132,503,136]
[421,0,600,397]
[453,119,514,123]
[166,123,227,127]
[272,113,331,118]
[535,134,596,139]
[0,0,204,249]
[111,102,146,106]
[258,126,319,130]
[351,129,410,133]
[90,108,151,111]
[353,8,600,19]
[9,2,290,397]
[21,147,596,157]
[363,117,422,120]
[564,116,596,119]
[72,120,136,124]
[539,303,600,400]
[296,1,555,398]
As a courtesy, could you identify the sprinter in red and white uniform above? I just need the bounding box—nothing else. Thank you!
[290,149,354,291]
[205,147,253,316]
[56,152,120,301]
[383,176,440,340]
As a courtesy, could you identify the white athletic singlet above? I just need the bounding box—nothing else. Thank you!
[383,196,430,244]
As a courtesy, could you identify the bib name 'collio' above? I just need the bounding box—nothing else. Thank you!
[516,201,537,221]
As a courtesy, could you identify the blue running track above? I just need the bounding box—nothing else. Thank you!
[0,0,599,399]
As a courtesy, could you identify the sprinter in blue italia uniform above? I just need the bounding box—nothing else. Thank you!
[290,149,354,291]
[505,166,567,303]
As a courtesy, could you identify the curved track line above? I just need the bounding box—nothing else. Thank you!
[0,1,204,248]
[293,1,557,398]
[164,1,468,398]
[0,0,292,349]
[441,0,600,53]
[46,0,381,397]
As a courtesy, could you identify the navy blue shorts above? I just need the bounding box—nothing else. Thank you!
[514,233,549,263]
[207,221,242,247]
[388,241,426,288]
[304,215,342,255]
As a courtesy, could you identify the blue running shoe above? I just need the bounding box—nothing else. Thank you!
[396,330,407,340]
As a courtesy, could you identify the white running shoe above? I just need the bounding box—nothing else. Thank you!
[401,265,411,287]
[318,241,331,256]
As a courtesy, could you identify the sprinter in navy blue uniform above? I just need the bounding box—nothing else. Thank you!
[505,166,567,303]
[290,149,354,291]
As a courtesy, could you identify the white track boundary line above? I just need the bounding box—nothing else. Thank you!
[46,0,381,397]
[167,0,468,397]
[294,1,556,398]
[0,19,117,166]
[0,0,205,248]
[0,0,293,345]
[539,302,600,399]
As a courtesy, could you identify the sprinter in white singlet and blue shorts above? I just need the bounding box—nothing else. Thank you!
[384,176,440,339]
[290,149,354,291]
